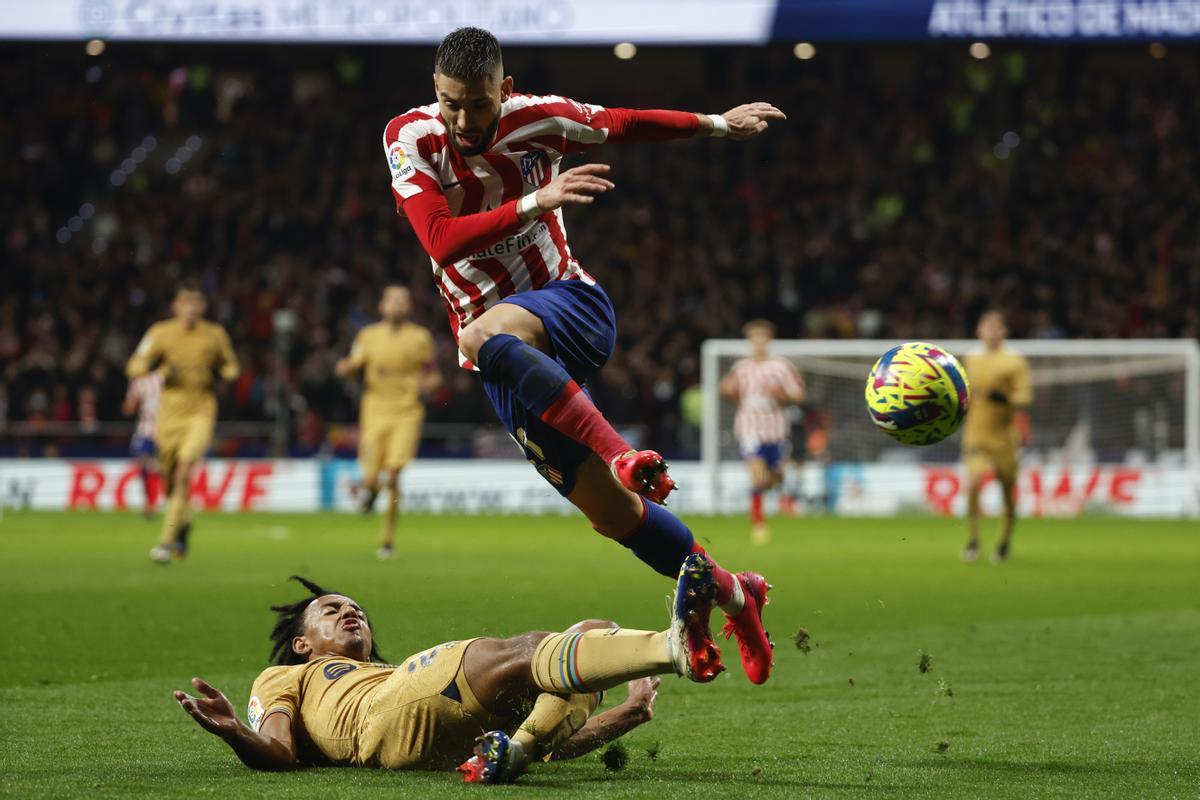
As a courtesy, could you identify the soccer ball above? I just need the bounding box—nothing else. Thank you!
[865,342,970,446]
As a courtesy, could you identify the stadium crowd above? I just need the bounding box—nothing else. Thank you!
[2,43,1198,456]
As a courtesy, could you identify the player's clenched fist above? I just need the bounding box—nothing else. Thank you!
[534,163,615,212]
[721,102,787,140]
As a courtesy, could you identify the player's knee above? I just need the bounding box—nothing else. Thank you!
[498,631,553,672]
[174,462,194,490]
[564,619,619,634]
[459,322,512,365]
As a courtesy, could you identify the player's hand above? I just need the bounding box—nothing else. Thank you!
[622,676,660,724]
[721,102,786,140]
[534,163,614,212]
[174,677,242,739]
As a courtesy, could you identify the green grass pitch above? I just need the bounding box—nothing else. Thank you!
[1,510,1197,798]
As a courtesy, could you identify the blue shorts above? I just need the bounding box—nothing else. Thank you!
[740,440,787,470]
[130,433,156,458]
[481,279,617,497]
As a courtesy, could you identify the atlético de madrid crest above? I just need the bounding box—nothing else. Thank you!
[520,150,549,188]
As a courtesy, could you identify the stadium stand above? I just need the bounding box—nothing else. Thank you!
[2,44,1197,456]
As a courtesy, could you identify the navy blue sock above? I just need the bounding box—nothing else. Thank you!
[619,497,696,578]
[476,333,569,416]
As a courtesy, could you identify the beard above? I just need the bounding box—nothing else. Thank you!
[449,115,501,157]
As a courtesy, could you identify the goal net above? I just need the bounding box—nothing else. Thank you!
[700,339,1200,518]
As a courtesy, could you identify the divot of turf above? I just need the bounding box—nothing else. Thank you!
[794,627,812,653]
[600,743,628,772]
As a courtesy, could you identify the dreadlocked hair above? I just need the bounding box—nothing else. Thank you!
[268,576,385,666]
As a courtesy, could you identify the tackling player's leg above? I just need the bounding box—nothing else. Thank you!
[568,456,774,684]
[457,554,723,783]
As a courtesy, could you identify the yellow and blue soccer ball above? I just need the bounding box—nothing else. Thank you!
[865,342,970,446]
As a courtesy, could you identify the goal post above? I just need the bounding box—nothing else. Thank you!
[700,339,1200,518]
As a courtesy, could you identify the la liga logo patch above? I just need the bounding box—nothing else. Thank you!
[247,696,264,731]
[388,142,414,180]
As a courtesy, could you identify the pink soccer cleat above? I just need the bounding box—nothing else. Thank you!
[611,450,678,505]
[721,571,775,685]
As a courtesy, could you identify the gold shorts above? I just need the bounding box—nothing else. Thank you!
[963,441,1018,484]
[359,411,424,479]
[357,638,499,770]
[156,413,215,469]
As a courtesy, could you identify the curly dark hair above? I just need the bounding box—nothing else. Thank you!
[268,576,385,666]
[435,27,503,81]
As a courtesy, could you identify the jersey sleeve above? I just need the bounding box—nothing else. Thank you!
[1010,356,1032,407]
[345,329,369,371]
[419,327,435,365]
[126,324,164,379]
[248,666,301,732]
[383,117,442,208]
[532,96,700,154]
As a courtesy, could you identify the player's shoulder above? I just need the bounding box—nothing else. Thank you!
[999,346,1029,364]
[201,319,231,338]
[146,318,175,335]
[404,320,433,339]
[383,104,442,143]
[503,93,594,118]
[252,662,305,687]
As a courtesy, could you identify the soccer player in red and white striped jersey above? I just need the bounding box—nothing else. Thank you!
[720,320,806,544]
[382,28,785,686]
[123,370,164,518]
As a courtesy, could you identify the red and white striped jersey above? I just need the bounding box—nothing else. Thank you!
[727,357,805,445]
[384,95,693,366]
[126,371,163,438]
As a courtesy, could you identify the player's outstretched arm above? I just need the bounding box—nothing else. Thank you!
[547,677,660,762]
[174,677,298,771]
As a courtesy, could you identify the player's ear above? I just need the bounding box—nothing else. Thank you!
[500,75,513,102]
[291,635,312,658]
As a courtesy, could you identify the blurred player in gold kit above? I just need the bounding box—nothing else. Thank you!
[336,286,441,559]
[126,283,239,564]
[961,311,1032,564]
